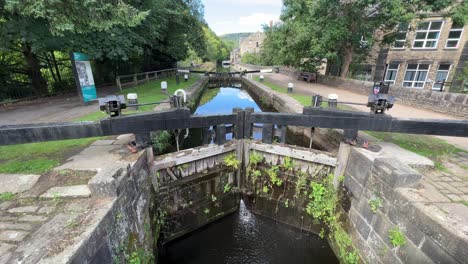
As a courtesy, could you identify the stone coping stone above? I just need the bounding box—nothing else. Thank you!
[88,166,126,198]
[0,174,40,194]
[40,185,91,199]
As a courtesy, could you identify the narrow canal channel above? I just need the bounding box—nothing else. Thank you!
[160,85,338,263]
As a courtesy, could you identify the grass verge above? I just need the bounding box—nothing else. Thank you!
[0,137,100,174]
[0,75,201,175]
[253,76,353,110]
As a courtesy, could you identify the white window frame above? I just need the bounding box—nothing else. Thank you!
[432,64,452,90]
[445,25,464,49]
[402,64,430,89]
[392,24,409,49]
[384,63,400,84]
[412,21,444,49]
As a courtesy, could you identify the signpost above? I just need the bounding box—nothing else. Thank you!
[70,52,97,104]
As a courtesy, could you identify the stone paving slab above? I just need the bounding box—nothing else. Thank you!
[0,230,29,242]
[18,215,48,222]
[54,145,128,171]
[0,174,40,194]
[0,222,34,231]
[0,242,14,255]
[40,185,91,199]
[7,206,39,214]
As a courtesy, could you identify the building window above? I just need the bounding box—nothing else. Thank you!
[432,64,451,90]
[446,24,464,49]
[384,63,400,84]
[393,24,408,49]
[403,64,430,88]
[413,21,443,49]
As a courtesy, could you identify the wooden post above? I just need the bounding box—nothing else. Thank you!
[202,127,211,145]
[133,74,138,86]
[262,124,274,144]
[232,107,243,139]
[280,125,287,143]
[145,72,149,83]
[244,107,254,139]
[215,125,226,145]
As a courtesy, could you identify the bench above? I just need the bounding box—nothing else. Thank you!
[297,72,317,83]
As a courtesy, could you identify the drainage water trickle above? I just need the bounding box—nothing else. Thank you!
[160,200,338,264]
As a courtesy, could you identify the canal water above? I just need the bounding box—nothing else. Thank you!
[161,86,339,264]
[160,201,338,264]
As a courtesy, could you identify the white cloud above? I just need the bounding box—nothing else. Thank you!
[238,13,279,27]
[213,21,233,26]
[207,0,282,7]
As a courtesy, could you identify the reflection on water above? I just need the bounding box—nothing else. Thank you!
[195,87,262,140]
[195,87,261,115]
[160,200,339,264]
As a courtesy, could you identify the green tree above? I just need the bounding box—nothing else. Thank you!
[203,27,230,63]
[263,0,465,77]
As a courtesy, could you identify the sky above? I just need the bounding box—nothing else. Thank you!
[202,0,282,36]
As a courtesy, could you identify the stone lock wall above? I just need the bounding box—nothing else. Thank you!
[242,141,337,233]
[342,145,468,264]
[152,141,241,243]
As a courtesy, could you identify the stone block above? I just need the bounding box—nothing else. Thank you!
[91,140,115,146]
[0,222,34,231]
[386,204,425,247]
[378,142,434,169]
[371,212,394,247]
[396,239,432,264]
[40,185,91,199]
[352,194,376,224]
[7,206,39,214]
[18,215,48,222]
[0,230,29,242]
[344,174,364,199]
[37,206,55,215]
[349,207,372,239]
[421,237,459,264]
[0,242,14,255]
[88,166,126,198]
[0,174,40,194]
[372,158,422,188]
[345,148,374,187]
[367,231,403,264]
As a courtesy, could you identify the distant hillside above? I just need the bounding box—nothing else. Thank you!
[220,33,252,49]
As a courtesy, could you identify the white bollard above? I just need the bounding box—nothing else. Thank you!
[287,83,294,93]
[127,93,138,110]
[328,94,338,108]
[161,81,168,93]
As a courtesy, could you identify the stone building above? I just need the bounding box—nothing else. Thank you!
[230,48,240,64]
[372,15,467,92]
[239,32,266,56]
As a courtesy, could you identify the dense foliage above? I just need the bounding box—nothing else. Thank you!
[260,0,466,77]
[0,0,230,101]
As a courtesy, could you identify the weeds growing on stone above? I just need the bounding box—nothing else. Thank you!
[369,196,383,213]
[0,192,15,201]
[388,226,407,247]
[223,183,231,193]
[223,154,240,170]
